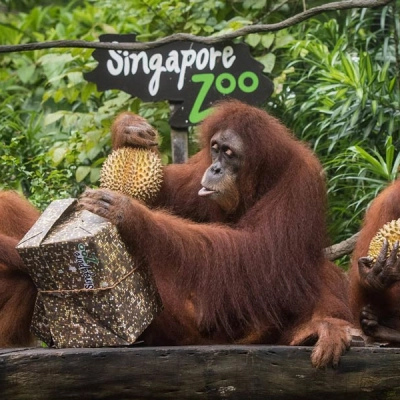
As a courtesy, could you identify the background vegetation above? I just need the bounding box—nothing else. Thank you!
[0,0,399,267]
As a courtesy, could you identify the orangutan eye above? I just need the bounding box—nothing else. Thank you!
[224,148,234,158]
[211,143,219,152]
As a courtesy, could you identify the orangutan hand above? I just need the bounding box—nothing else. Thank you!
[111,112,158,150]
[290,317,351,369]
[78,188,133,228]
[360,304,400,343]
[358,239,400,291]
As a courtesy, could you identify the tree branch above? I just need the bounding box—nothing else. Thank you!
[324,232,360,261]
[0,0,393,54]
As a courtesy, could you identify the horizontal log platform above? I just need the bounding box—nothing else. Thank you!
[1,345,400,400]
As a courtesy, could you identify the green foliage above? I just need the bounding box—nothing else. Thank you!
[348,137,400,183]
[270,5,400,250]
[0,0,399,255]
[0,109,82,209]
[326,137,400,244]
[277,14,399,150]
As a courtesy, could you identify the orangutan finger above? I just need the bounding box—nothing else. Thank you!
[373,238,389,274]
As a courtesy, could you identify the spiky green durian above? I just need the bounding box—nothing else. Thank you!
[100,147,163,202]
[368,219,400,260]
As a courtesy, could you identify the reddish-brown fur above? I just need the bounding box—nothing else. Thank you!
[81,100,353,367]
[147,103,345,338]
[350,180,400,332]
[0,191,39,346]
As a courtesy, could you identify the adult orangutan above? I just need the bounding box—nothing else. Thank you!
[350,179,400,343]
[0,100,352,367]
[0,191,39,346]
[78,100,353,368]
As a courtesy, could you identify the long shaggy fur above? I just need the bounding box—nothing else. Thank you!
[0,191,39,346]
[107,100,352,345]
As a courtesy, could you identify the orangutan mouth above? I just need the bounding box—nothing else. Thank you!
[198,187,216,196]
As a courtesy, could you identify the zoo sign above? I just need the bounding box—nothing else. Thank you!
[85,34,274,128]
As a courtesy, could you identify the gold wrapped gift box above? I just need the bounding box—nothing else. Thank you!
[16,198,162,348]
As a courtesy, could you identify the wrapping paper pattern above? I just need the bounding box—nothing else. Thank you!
[17,198,162,348]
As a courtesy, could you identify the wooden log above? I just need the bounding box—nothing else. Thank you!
[1,345,400,399]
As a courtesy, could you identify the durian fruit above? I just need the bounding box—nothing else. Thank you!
[100,147,163,202]
[368,219,400,260]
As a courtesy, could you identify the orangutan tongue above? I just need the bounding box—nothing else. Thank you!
[198,187,215,196]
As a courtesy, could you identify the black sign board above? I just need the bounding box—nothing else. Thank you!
[85,34,274,128]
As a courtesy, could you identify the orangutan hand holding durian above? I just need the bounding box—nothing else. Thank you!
[99,111,163,202]
[368,219,400,261]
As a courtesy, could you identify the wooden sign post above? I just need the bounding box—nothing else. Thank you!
[170,103,188,163]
